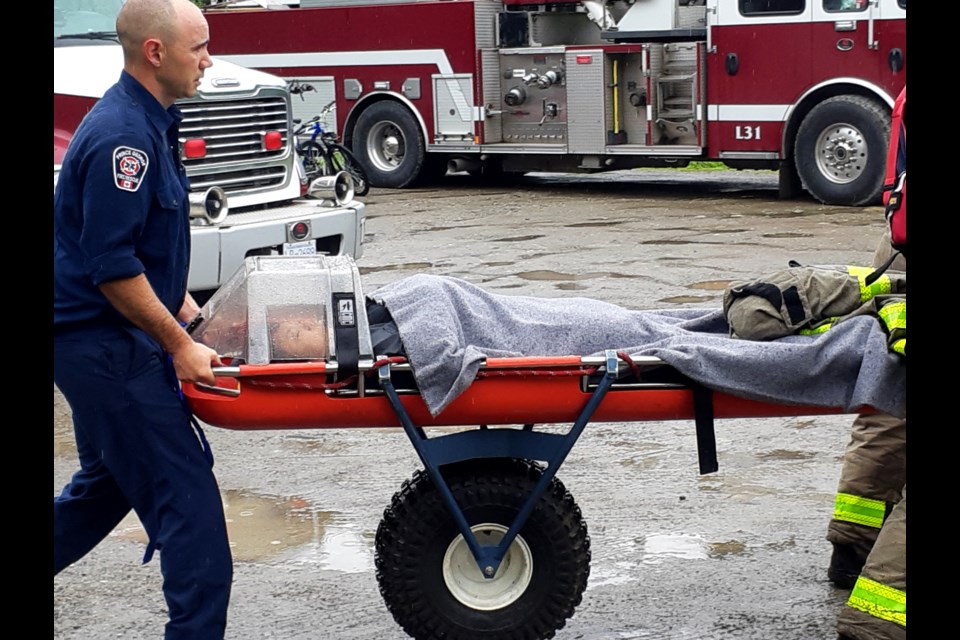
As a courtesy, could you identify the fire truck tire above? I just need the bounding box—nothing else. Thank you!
[375,457,591,640]
[354,101,426,189]
[794,95,890,206]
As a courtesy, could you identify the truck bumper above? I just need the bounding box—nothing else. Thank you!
[188,200,366,292]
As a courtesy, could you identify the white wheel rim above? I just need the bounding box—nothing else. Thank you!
[442,522,533,611]
[814,121,868,185]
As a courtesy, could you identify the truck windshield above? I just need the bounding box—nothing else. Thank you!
[54,0,123,40]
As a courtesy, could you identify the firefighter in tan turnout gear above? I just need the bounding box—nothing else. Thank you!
[831,86,907,640]
[828,232,906,640]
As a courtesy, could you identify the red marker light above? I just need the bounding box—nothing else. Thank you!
[575,55,592,64]
[263,131,283,151]
[290,222,310,240]
[183,138,206,158]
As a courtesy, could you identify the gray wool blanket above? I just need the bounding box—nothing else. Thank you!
[371,275,906,419]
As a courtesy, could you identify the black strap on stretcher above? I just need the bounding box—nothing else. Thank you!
[691,382,719,475]
[332,292,359,378]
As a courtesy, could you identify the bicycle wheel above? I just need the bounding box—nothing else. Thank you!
[329,144,370,196]
[299,141,328,181]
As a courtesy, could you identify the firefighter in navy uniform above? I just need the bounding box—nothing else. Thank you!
[53,1,233,637]
[831,87,907,640]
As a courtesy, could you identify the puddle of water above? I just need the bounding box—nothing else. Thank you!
[556,282,588,291]
[751,209,815,219]
[708,540,747,557]
[659,295,714,304]
[762,232,814,239]
[493,234,545,243]
[695,475,781,498]
[515,270,640,282]
[763,535,797,551]
[426,225,483,232]
[358,262,433,275]
[687,280,732,291]
[563,220,627,228]
[586,561,642,588]
[515,270,581,281]
[787,418,819,430]
[110,489,372,571]
[285,526,375,574]
[636,533,709,562]
[755,449,816,461]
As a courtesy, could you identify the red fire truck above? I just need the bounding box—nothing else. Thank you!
[204,0,906,206]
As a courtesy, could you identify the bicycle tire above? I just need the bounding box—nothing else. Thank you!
[328,143,370,196]
[299,141,328,181]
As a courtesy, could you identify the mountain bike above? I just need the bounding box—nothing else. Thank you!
[290,81,370,196]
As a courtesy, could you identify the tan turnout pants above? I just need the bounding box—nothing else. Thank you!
[830,229,906,639]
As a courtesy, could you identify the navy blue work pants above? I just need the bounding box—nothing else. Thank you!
[54,325,232,639]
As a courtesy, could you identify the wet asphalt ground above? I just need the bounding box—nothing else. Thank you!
[54,168,891,639]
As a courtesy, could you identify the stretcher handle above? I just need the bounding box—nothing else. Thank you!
[192,366,243,398]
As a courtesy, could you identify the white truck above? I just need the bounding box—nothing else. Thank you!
[53,0,366,303]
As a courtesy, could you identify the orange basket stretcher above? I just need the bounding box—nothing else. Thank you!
[182,350,856,599]
[179,256,888,640]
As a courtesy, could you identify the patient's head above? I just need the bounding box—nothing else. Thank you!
[268,305,329,360]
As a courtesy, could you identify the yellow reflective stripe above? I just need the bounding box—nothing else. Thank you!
[891,338,906,355]
[847,576,906,627]
[847,266,891,300]
[799,318,837,335]
[833,492,886,529]
[878,301,906,332]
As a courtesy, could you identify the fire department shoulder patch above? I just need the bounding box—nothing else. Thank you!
[113,146,149,192]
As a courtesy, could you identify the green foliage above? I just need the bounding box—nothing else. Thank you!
[681,161,727,171]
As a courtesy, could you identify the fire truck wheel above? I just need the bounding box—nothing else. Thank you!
[354,101,426,189]
[375,457,591,640]
[794,94,890,206]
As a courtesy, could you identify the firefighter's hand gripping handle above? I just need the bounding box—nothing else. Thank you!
[193,366,242,397]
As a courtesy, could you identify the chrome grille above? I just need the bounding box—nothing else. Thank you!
[177,94,292,195]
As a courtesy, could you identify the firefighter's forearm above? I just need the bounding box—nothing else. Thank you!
[99,275,194,355]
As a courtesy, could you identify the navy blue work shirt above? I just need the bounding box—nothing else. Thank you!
[54,70,192,329]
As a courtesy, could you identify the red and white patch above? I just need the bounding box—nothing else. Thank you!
[113,146,149,192]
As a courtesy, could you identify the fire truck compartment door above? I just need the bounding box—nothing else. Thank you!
[433,74,475,139]
[566,50,606,154]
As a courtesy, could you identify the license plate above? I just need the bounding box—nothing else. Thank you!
[282,240,316,256]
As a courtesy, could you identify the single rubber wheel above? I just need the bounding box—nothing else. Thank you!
[299,141,328,181]
[354,101,426,188]
[328,143,370,196]
[794,95,890,206]
[375,458,591,640]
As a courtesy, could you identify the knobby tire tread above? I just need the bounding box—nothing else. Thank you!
[375,458,590,640]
